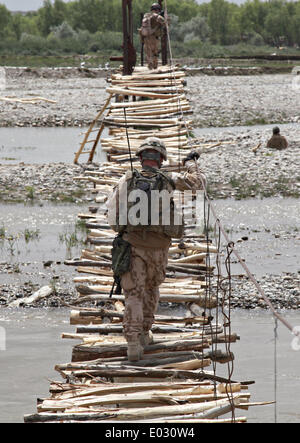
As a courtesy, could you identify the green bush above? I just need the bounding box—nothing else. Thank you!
[1,0,300,57]
[20,33,49,54]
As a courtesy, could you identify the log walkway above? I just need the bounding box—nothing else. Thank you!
[24,65,259,424]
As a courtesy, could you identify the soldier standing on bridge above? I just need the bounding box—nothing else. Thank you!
[139,3,166,70]
[107,138,206,362]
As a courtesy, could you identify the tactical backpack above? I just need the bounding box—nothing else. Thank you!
[115,168,184,239]
[139,12,162,38]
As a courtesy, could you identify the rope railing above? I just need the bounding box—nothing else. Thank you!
[162,0,299,344]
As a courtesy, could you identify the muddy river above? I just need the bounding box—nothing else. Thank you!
[0,196,298,286]
[0,127,108,164]
[0,308,299,423]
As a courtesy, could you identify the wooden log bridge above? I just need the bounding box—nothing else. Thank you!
[24,64,264,424]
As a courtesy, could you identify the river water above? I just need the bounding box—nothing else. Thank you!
[0,126,299,423]
[0,308,299,423]
[0,123,297,165]
[0,127,107,165]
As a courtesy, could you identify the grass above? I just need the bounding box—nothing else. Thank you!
[215,174,300,200]
[50,189,86,203]
[25,186,35,200]
[244,117,268,126]
[75,218,88,233]
[23,228,40,243]
[0,54,119,68]
[0,226,5,239]
[1,45,300,70]
[59,232,79,249]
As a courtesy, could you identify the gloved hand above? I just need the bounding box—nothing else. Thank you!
[182,150,200,165]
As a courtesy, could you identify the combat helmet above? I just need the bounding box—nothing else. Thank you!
[151,3,161,11]
[136,137,167,161]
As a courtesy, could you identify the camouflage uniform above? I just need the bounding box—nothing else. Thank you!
[267,134,288,150]
[121,244,168,342]
[143,12,165,70]
[107,160,205,344]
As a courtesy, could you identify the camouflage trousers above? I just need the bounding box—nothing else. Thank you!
[121,245,169,342]
[144,35,160,70]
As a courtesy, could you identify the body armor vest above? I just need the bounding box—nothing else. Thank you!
[116,168,183,239]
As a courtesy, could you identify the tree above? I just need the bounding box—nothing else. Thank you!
[68,0,103,33]
[51,21,77,39]
[0,4,11,38]
[37,0,67,36]
[180,15,210,42]
[264,5,290,46]
[208,0,230,45]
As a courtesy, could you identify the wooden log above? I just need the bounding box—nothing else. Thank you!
[105,116,182,125]
[88,350,232,367]
[74,324,221,335]
[37,389,235,412]
[112,72,185,81]
[75,283,205,297]
[9,285,53,307]
[159,358,211,370]
[57,361,239,386]
[168,253,207,264]
[169,242,218,254]
[67,257,211,275]
[38,387,245,414]
[91,351,203,365]
[24,397,242,423]
[210,333,240,344]
[107,86,176,99]
[109,95,187,110]
[122,417,247,423]
[69,308,208,325]
[70,293,217,308]
[70,338,210,362]
[49,380,211,398]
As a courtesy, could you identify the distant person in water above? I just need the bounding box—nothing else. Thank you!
[267,127,288,150]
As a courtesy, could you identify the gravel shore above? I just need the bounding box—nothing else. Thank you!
[1,68,299,128]
[1,273,299,310]
[195,124,300,199]
[0,163,92,204]
[0,67,299,310]
[0,124,299,203]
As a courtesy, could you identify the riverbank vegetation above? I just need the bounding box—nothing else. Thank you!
[0,0,300,64]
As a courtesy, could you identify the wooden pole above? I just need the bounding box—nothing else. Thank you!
[74,93,112,164]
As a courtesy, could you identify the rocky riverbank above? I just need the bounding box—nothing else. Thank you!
[0,163,92,204]
[227,273,300,310]
[0,123,298,203]
[0,273,299,310]
[0,68,299,310]
[194,124,300,199]
[0,68,299,128]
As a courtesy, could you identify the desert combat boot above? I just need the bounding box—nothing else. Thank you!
[127,341,144,362]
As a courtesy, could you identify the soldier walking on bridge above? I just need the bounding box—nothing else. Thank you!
[139,3,166,70]
[107,138,206,362]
